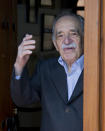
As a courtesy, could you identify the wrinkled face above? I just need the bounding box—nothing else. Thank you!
[53,16,83,65]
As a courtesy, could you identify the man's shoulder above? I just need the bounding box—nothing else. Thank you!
[39,57,58,67]
[35,57,59,73]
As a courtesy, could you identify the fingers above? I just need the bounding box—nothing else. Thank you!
[23,34,32,41]
[22,34,35,49]
[23,45,35,50]
[18,34,36,57]
[21,50,32,58]
[22,40,35,46]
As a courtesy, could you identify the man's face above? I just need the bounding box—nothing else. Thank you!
[53,16,83,65]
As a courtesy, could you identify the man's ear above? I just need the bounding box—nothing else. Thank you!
[53,40,58,51]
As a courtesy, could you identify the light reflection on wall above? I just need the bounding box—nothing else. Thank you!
[77,0,84,17]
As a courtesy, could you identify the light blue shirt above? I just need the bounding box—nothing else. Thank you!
[58,55,84,100]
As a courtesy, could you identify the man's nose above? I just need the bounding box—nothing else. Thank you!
[63,35,73,44]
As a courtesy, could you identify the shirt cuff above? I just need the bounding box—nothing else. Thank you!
[15,75,21,80]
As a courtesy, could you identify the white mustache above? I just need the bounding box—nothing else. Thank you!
[62,42,77,49]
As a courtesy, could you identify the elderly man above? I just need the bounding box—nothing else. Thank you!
[11,11,84,131]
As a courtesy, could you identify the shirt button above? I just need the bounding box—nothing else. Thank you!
[65,107,70,113]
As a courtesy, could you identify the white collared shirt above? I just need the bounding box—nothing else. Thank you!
[58,55,84,100]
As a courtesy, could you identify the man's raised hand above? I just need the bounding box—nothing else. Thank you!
[14,34,35,75]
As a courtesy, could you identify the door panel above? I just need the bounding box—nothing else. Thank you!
[0,0,17,128]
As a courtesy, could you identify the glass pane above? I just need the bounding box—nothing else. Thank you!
[44,15,55,28]
[77,0,84,6]
[43,33,54,51]
[41,0,52,6]
[29,8,35,23]
[30,0,35,7]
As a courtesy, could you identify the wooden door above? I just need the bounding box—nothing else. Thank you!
[100,0,105,130]
[84,0,105,131]
[0,0,17,130]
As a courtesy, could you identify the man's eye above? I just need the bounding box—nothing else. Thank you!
[72,32,78,36]
[71,32,79,37]
[57,35,63,38]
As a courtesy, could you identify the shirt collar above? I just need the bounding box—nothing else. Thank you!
[58,55,84,73]
[75,55,84,70]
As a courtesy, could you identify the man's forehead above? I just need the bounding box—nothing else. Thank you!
[57,15,79,23]
[56,16,80,27]
[55,16,81,32]
[56,17,79,27]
